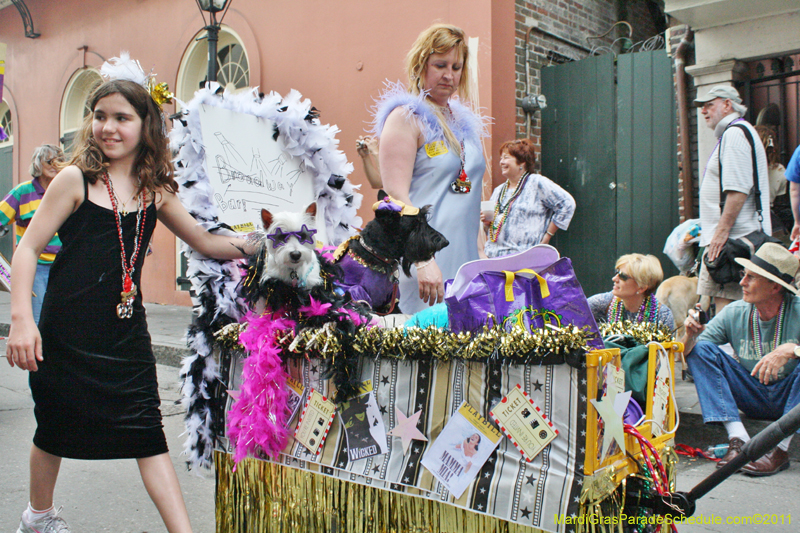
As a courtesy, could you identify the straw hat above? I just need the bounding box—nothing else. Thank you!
[735,243,800,294]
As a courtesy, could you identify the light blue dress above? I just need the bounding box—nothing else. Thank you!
[372,83,487,314]
[401,136,486,313]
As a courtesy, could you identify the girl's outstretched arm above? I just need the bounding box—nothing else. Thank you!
[7,166,84,371]
[156,188,249,260]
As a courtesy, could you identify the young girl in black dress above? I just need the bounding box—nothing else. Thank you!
[6,68,247,532]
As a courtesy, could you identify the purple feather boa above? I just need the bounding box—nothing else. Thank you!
[227,312,295,464]
[369,80,489,144]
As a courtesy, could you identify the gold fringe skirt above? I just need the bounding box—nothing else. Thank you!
[215,451,546,533]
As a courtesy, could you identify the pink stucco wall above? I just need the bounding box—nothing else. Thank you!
[0,0,515,305]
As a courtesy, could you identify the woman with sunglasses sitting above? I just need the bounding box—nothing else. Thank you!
[587,253,674,331]
[0,144,64,324]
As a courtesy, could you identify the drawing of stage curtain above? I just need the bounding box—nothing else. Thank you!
[216,352,588,533]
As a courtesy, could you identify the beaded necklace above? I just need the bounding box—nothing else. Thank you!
[607,293,658,324]
[749,297,787,360]
[104,172,147,319]
[488,172,530,243]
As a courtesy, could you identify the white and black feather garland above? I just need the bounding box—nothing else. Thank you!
[169,83,362,470]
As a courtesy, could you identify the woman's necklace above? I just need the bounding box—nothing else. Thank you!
[119,190,138,217]
[750,297,787,359]
[447,105,471,194]
[104,172,147,319]
[105,178,138,217]
[488,172,529,243]
[607,293,657,324]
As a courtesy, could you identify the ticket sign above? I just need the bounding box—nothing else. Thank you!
[604,363,625,398]
[490,384,558,462]
[294,389,336,456]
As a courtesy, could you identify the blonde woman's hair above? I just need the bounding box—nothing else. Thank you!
[615,254,664,295]
[405,23,470,154]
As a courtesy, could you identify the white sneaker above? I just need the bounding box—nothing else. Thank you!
[17,506,71,533]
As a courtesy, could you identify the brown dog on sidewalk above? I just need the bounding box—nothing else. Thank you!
[656,275,711,337]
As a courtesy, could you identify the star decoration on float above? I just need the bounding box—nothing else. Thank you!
[388,408,428,455]
[590,389,631,460]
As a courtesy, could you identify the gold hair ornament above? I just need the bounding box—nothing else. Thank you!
[100,51,173,109]
[148,81,174,107]
[371,195,420,216]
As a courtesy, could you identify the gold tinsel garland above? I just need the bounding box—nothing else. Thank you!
[214,321,592,363]
[599,320,673,346]
[215,451,547,533]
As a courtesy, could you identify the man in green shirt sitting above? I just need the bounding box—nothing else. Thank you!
[682,243,800,477]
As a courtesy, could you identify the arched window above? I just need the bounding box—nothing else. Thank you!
[60,69,102,155]
[175,27,251,291]
[176,27,251,104]
[0,101,12,144]
[0,100,14,259]
[217,42,249,89]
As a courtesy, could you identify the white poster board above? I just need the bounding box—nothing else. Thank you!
[198,104,316,233]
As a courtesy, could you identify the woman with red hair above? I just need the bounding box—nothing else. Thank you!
[481,139,575,258]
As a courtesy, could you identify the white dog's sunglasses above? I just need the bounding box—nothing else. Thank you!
[266,225,317,248]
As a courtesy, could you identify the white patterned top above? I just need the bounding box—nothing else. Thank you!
[484,173,575,258]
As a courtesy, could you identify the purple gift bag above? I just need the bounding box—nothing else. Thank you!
[445,256,603,351]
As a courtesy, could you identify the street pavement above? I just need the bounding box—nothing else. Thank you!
[0,290,798,532]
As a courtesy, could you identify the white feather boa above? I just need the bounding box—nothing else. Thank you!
[169,84,362,470]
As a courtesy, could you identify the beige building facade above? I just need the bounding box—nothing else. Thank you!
[665,0,800,174]
[0,0,516,305]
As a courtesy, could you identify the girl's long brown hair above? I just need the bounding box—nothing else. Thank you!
[68,79,177,196]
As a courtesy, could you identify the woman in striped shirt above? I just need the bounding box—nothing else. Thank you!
[0,144,64,323]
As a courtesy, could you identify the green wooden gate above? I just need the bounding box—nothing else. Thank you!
[541,50,679,297]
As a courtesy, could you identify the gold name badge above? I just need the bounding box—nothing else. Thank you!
[425,141,449,157]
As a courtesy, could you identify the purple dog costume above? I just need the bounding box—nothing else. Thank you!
[335,250,398,310]
[332,196,448,313]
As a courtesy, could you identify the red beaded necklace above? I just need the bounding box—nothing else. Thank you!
[103,172,147,319]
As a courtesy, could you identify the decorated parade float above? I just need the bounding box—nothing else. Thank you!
[170,85,682,533]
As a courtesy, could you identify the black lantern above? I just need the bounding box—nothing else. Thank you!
[195,0,232,84]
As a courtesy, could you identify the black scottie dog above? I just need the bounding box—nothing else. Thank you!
[332,194,449,313]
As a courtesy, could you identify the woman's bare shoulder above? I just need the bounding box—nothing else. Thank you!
[384,106,421,133]
[49,165,86,193]
[151,183,179,208]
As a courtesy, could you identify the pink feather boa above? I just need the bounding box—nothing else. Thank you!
[227,298,374,463]
[227,311,296,463]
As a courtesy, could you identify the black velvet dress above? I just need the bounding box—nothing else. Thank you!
[31,177,164,459]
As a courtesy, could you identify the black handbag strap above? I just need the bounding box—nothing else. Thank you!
[718,122,763,223]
